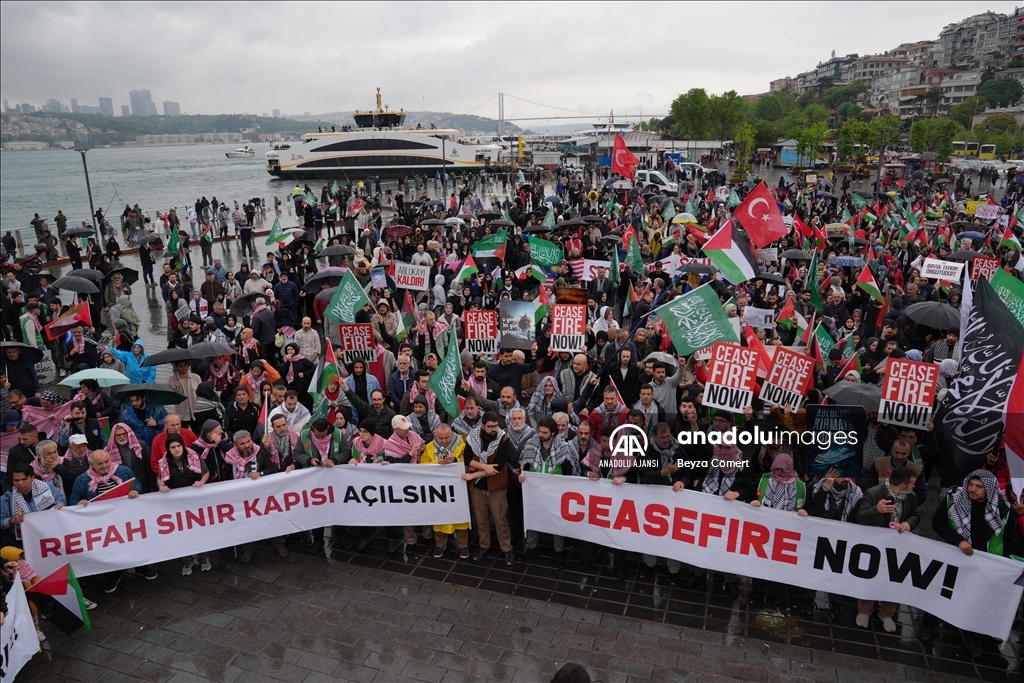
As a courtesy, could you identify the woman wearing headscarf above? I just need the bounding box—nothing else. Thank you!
[110,295,141,348]
[280,343,314,406]
[193,381,226,427]
[99,348,127,376]
[527,376,564,428]
[802,466,863,619]
[157,433,212,575]
[749,453,808,606]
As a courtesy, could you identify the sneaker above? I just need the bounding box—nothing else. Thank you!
[918,620,936,643]
[387,538,402,554]
[240,551,252,564]
[103,574,121,594]
[182,560,193,576]
[855,613,870,628]
[967,638,983,660]
[83,598,98,611]
[357,536,372,551]
[432,546,444,558]
[881,617,896,633]
[459,547,470,560]
[200,558,212,572]
[136,566,158,581]
[36,629,46,642]
[829,602,843,622]
[472,547,488,562]
[277,547,289,558]
[504,551,516,566]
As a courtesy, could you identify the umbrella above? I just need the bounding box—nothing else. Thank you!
[600,235,621,243]
[59,368,131,388]
[904,301,961,330]
[420,218,446,227]
[229,291,267,317]
[72,269,104,282]
[445,217,465,225]
[0,341,44,364]
[302,267,347,289]
[780,249,813,260]
[932,178,952,185]
[823,382,881,411]
[828,256,866,267]
[754,272,787,285]
[817,192,838,200]
[315,286,337,302]
[52,275,99,294]
[64,226,94,238]
[316,244,358,258]
[949,249,982,261]
[524,225,551,234]
[489,219,515,229]
[141,347,196,367]
[383,225,413,239]
[660,197,684,209]
[685,262,719,275]
[950,221,972,229]
[674,212,698,224]
[138,234,163,246]
[479,209,501,219]
[853,190,873,198]
[113,383,187,405]
[817,178,834,188]
[423,200,444,208]
[827,235,867,246]
[457,213,476,221]
[545,196,563,204]
[912,170,924,180]
[188,341,236,359]
[642,352,678,371]
[956,231,986,242]
[559,218,587,229]
[582,215,606,224]
[104,267,139,286]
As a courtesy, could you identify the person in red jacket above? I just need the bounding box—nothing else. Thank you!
[586,384,628,436]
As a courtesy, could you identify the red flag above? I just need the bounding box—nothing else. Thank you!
[92,478,137,502]
[793,215,813,239]
[258,395,269,431]
[742,323,771,378]
[611,134,639,181]
[44,302,92,341]
[735,181,789,248]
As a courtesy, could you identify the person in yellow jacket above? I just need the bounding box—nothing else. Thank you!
[419,424,471,559]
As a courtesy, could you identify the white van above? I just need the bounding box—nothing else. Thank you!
[633,169,679,195]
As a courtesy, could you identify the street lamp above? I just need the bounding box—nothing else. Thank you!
[74,143,99,232]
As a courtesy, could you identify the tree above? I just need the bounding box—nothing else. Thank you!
[947,96,988,128]
[708,90,748,140]
[754,92,797,122]
[979,112,1017,133]
[837,102,862,122]
[977,77,1024,108]
[753,119,784,148]
[804,103,831,125]
[796,122,829,166]
[670,88,712,139]
[733,122,755,169]
[838,119,872,160]
[910,118,962,160]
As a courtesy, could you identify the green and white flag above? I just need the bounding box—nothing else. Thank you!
[625,229,644,273]
[167,225,181,256]
[541,207,556,229]
[330,180,339,197]
[325,269,371,323]
[661,201,676,221]
[529,236,563,267]
[653,283,738,357]
[991,268,1024,328]
[264,218,285,246]
[814,324,836,359]
[427,328,461,417]
[728,189,741,209]
[472,229,507,261]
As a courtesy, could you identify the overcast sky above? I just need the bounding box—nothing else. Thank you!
[1,1,1018,123]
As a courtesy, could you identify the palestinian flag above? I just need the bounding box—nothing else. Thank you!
[395,291,418,343]
[472,229,507,261]
[26,563,91,634]
[201,222,213,244]
[837,351,863,378]
[167,224,181,256]
[321,339,340,390]
[838,332,856,359]
[906,226,928,247]
[97,416,112,441]
[258,395,269,432]
[515,263,550,283]
[624,281,639,317]
[855,265,884,303]
[313,230,326,253]
[798,312,816,347]
[776,297,797,330]
[534,285,552,324]
[44,302,93,341]
[742,322,771,377]
[704,220,759,284]
[1009,203,1024,229]
[92,478,136,501]
[455,254,481,283]
[608,377,628,409]
[1000,226,1022,251]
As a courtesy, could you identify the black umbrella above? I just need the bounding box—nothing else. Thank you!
[904,301,960,330]
[188,341,236,359]
[423,200,444,208]
[489,219,515,229]
[754,272,787,285]
[104,267,139,286]
[853,191,873,198]
[599,235,621,243]
[52,275,99,294]
[524,225,551,234]
[0,341,44,364]
[780,249,813,260]
[951,221,973,229]
[302,267,347,289]
[912,170,924,180]
[315,286,337,302]
[823,383,881,411]
[420,218,446,227]
[559,218,587,229]
[949,250,982,261]
[113,383,187,405]
[582,215,606,224]
[73,269,105,282]
[138,234,163,246]
[141,347,196,367]
[229,291,267,317]
[661,197,684,209]
[685,263,719,275]
[933,179,952,185]
[316,244,358,258]
[479,209,501,219]
[64,226,94,238]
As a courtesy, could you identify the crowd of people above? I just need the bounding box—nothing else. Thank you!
[1,159,1023,660]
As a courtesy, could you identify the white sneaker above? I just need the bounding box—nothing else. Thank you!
[200,557,212,572]
[182,560,194,576]
[83,598,97,611]
[855,613,870,628]
[36,629,46,642]
[881,617,896,633]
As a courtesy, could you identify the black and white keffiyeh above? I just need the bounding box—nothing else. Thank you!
[950,469,1003,542]
[519,433,580,476]
[466,424,505,464]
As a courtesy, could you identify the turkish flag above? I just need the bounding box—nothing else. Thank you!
[793,215,813,239]
[611,134,639,181]
[735,181,789,248]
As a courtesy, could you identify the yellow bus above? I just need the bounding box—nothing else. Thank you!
[952,141,980,157]
[979,143,997,160]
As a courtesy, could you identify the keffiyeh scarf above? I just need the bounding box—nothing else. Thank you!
[106,427,143,468]
[352,433,387,462]
[10,479,57,515]
[385,430,424,463]
[950,469,1003,542]
[86,467,123,493]
[520,434,579,476]
[466,425,504,464]
[159,447,203,485]
[812,478,863,522]
[224,444,262,479]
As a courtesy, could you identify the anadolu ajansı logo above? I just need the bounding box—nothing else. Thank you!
[610,423,648,461]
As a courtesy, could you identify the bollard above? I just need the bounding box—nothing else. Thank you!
[15,231,24,257]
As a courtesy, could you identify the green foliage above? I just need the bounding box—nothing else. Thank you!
[910,118,962,160]
[708,91,748,140]
[753,119,784,148]
[976,77,1024,108]
[804,103,831,125]
[797,122,829,164]
[978,112,1018,133]
[837,102,862,122]
[946,96,988,128]
[669,88,712,139]
[871,115,904,151]
[733,123,755,167]
[1010,59,1024,68]
[836,119,874,159]
[754,92,798,122]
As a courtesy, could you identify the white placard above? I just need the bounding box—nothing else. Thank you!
[921,258,965,281]
[393,262,430,291]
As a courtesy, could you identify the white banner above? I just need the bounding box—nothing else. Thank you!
[580,259,612,282]
[742,306,775,329]
[921,258,965,281]
[0,580,39,681]
[394,262,430,291]
[522,474,1024,640]
[21,464,470,578]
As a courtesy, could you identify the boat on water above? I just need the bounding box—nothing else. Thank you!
[266,89,500,180]
[226,145,255,158]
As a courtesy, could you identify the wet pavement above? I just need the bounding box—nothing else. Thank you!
[17,176,1022,683]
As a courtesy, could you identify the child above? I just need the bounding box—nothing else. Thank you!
[1,546,43,642]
